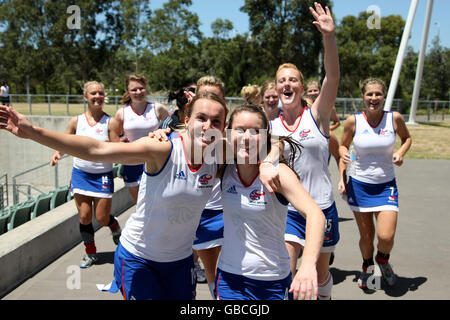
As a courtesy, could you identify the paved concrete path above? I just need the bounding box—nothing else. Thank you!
[3,159,450,300]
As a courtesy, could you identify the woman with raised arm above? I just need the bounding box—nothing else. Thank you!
[338,78,411,289]
[269,2,340,300]
[1,92,226,299]
[1,92,283,300]
[50,81,122,268]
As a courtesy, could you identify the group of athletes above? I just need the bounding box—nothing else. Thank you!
[0,3,412,300]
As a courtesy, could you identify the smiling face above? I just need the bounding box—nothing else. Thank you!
[185,95,227,152]
[306,83,320,102]
[127,80,147,104]
[363,84,385,113]
[276,67,304,109]
[229,108,268,165]
[84,83,105,110]
[262,88,279,118]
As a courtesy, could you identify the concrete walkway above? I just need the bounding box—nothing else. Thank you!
[2,159,450,300]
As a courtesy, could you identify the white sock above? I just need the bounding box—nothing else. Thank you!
[317,271,333,300]
[208,282,216,299]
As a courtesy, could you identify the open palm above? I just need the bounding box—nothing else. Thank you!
[310,2,335,35]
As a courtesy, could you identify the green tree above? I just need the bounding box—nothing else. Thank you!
[336,12,405,98]
[240,0,333,81]
[423,35,450,100]
[211,18,234,39]
[140,0,202,91]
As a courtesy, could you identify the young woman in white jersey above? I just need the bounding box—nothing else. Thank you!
[192,76,227,299]
[216,104,325,300]
[49,81,122,268]
[269,3,340,300]
[0,92,279,300]
[110,74,169,203]
[260,80,280,121]
[338,78,411,289]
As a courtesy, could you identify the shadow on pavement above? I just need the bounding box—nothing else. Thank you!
[95,251,115,266]
[330,267,427,298]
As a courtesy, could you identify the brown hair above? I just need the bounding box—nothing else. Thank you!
[226,104,302,169]
[185,91,229,124]
[260,80,276,99]
[360,78,386,96]
[83,81,104,96]
[120,73,148,105]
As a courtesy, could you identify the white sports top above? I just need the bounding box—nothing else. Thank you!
[270,107,334,210]
[119,132,218,262]
[352,111,396,184]
[218,164,291,281]
[73,113,112,174]
[122,102,159,142]
[1,85,8,97]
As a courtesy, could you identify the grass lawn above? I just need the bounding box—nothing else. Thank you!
[10,102,450,160]
[333,119,450,160]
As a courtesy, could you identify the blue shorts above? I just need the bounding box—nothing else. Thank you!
[70,167,114,198]
[109,242,196,300]
[123,164,144,187]
[285,202,339,253]
[193,209,224,250]
[347,177,399,212]
[215,268,292,300]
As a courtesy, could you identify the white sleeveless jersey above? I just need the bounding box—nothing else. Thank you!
[73,113,113,174]
[218,164,291,281]
[352,111,396,184]
[204,178,222,210]
[122,102,159,142]
[270,107,334,210]
[119,133,217,262]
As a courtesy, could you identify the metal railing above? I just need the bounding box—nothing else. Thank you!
[11,155,72,205]
[5,94,450,121]
[0,174,7,210]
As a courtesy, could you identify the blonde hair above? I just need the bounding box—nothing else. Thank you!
[360,78,386,96]
[83,81,104,96]
[240,84,260,104]
[120,73,148,105]
[196,76,226,99]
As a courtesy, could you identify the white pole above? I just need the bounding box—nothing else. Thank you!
[409,0,434,124]
[385,0,419,111]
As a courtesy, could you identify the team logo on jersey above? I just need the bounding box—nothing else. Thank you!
[388,195,398,202]
[175,170,187,180]
[226,185,238,194]
[102,175,110,189]
[249,190,265,200]
[299,129,311,138]
[199,174,212,185]
[378,129,388,135]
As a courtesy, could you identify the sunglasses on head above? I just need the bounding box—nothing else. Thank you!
[185,87,196,94]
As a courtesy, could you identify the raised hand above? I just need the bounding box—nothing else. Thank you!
[310,2,335,35]
[0,105,33,139]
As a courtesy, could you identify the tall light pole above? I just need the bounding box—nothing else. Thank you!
[384,0,419,111]
[408,0,435,124]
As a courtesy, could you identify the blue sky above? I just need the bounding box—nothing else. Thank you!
[149,0,449,51]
